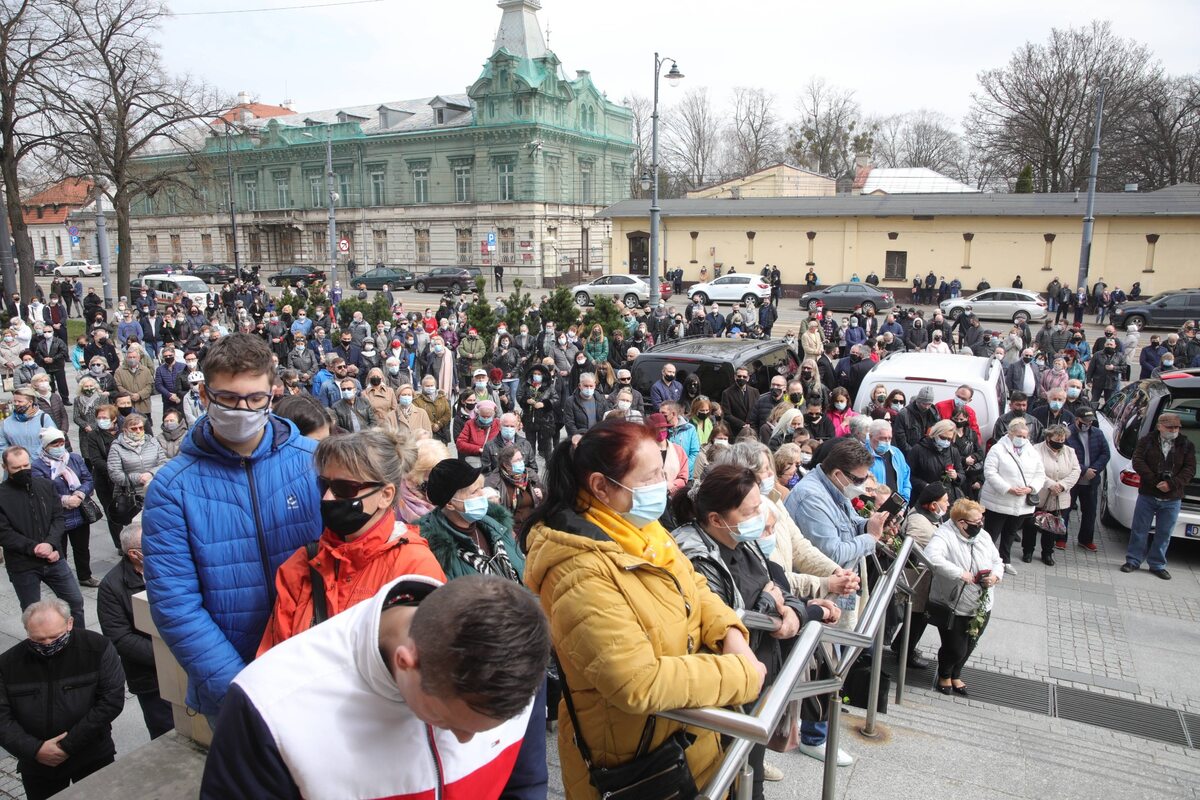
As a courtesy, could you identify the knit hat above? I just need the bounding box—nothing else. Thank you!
[916,481,949,507]
[426,458,481,507]
[39,428,66,447]
[914,387,935,404]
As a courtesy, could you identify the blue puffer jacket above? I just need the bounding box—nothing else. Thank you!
[142,415,320,715]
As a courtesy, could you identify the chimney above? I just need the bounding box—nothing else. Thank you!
[237,90,251,106]
[281,99,294,111]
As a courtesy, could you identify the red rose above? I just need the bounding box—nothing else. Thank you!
[851,497,866,511]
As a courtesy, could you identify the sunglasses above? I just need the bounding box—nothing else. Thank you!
[317,477,383,500]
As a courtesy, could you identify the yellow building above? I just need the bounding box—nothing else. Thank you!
[599,183,1200,297]
[685,164,836,199]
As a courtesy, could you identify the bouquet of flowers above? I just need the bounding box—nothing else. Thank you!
[967,569,992,641]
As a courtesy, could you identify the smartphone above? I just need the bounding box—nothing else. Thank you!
[879,492,907,520]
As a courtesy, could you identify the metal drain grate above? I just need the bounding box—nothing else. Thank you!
[1177,712,1200,749]
[955,666,1053,715]
[1054,686,1190,747]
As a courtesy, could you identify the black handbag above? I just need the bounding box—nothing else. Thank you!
[555,654,698,800]
[80,496,103,525]
[1008,451,1041,506]
[112,487,143,524]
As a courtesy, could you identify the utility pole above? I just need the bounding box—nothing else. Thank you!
[326,129,338,290]
[225,124,241,273]
[0,185,16,298]
[1076,78,1109,292]
[96,199,113,310]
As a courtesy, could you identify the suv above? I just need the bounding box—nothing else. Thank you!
[630,338,800,403]
[413,267,475,294]
[34,259,59,276]
[1110,290,1200,331]
[1098,370,1200,539]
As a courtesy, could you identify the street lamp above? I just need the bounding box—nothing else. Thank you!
[647,52,683,310]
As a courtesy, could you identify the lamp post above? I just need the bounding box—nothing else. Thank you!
[224,122,241,274]
[1076,77,1109,293]
[640,53,683,311]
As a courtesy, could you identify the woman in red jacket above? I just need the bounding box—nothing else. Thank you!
[455,399,501,457]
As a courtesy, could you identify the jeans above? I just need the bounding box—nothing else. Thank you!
[137,691,176,739]
[1063,481,1098,545]
[7,560,86,628]
[1126,495,1181,570]
[801,719,827,747]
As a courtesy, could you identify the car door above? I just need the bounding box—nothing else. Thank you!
[968,290,999,318]
[1153,294,1191,327]
[718,275,751,302]
[588,275,612,297]
[815,283,845,309]
[609,275,641,300]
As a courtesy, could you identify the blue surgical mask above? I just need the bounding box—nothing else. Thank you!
[1049,400,1064,411]
[398,395,413,407]
[511,460,526,475]
[611,478,668,528]
[935,437,952,450]
[46,445,67,460]
[1162,359,1175,368]
[580,387,594,399]
[759,476,775,497]
[953,397,966,408]
[1067,388,1081,399]
[891,402,904,412]
[474,381,487,391]
[477,415,494,427]
[874,442,890,456]
[787,473,802,489]
[758,535,777,559]
[500,425,517,441]
[341,389,355,401]
[728,512,765,543]
[460,495,489,522]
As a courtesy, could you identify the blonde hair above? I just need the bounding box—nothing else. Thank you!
[929,419,957,439]
[410,439,450,484]
[315,428,415,490]
[949,498,983,522]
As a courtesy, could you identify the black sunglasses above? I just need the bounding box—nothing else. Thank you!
[317,477,383,500]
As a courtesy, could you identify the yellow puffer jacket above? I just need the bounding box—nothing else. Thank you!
[524,507,760,800]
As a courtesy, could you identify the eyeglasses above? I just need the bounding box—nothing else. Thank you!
[846,471,870,485]
[206,388,272,410]
[317,477,383,499]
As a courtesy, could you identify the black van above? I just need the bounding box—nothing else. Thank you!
[630,337,801,401]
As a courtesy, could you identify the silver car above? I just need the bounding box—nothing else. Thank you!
[941,288,1048,323]
[571,274,651,307]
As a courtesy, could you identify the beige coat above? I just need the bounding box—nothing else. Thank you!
[113,363,154,414]
[765,494,838,598]
[1035,441,1081,511]
[394,402,432,439]
[363,384,397,429]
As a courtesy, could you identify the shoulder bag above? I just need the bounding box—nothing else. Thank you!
[306,541,329,627]
[80,496,104,525]
[1008,450,1041,507]
[554,653,697,800]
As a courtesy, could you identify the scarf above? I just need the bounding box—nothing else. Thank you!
[457,530,520,583]
[45,453,81,491]
[396,479,434,523]
[580,490,676,568]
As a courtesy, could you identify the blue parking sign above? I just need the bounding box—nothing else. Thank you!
[487,232,496,247]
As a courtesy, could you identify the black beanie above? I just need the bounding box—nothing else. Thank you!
[426,458,481,507]
[916,481,949,507]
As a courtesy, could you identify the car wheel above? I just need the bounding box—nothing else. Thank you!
[574,291,590,306]
[1012,311,1029,323]
[623,292,641,308]
[948,306,963,319]
[807,299,819,311]
[449,282,462,295]
[415,281,426,293]
[692,292,709,305]
[742,293,759,307]
[1099,473,1120,527]
[53,268,63,277]
[1123,314,1145,330]
[861,301,876,314]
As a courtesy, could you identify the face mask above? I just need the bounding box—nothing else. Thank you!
[477,415,494,427]
[45,445,67,460]
[580,387,595,399]
[759,476,775,497]
[891,402,904,412]
[185,361,198,370]
[834,401,847,411]
[163,421,181,433]
[33,384,50,395]
[1162,360,1175,368]
[728,511,765,543]
[500,425,517,441]
[341,389,356,401]
[806,413,822,425]
[874,441,890,456]
[6,468,31,488]
[758,535,777,559]
[206,400,271,444]
[962,522,983,539]
[12,406,31,421]
[770,387,783,399]
[398,395,413,407]
[613,479,668,528]
[474,381,487,392]
[510,460,526,475]
[935,437,952,450]
[1161,430,1179,442]
[369,376,382,387]
[320,485,385,539]
[839,475,867,501]
[1049,400,1064,411]
[423,386,437,397]
[459,495,489,522]
[1011,436,1028,449]
[1023,355,1033,364]
[28,630,70,658]
[531,374,543,385]
[433,344,445,354]
[97,418,113,431]
[617,400,632,412]
[1066,388,1081,399]
[799,453,813,466]
[125,430,145,442]
[713,438,729,447]
[1047,440,1065,451]
[21,360,33,367]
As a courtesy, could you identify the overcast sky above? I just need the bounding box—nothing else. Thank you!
[159,0,1200,128]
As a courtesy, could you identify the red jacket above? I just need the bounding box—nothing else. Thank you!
[456,417,501,456]
[934,398,980,442]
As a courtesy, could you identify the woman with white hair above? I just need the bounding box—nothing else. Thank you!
[980,417,1047,575]
[768,407,806,450]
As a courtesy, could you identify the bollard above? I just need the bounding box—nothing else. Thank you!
[820,693,843,800]
[896,594,913,705]
[861,614,886,737]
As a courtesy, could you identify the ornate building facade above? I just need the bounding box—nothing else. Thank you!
[123,0,633,287]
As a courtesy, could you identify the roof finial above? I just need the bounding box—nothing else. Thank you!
[545,20,550,48]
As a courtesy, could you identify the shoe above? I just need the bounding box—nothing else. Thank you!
[1021,553,1033,563]
[1055,540,1066,550]
[79,577,101,588]
[1151,569,1172,581]
[952,685,969,697]
[1004,563,1018,576]
[936,683,952,695]
[798,742,854,767]
[908,652,931,670]
[1079,542,1098,552]
[62,400,72,407]
[1042,555,1055,567]
[763,763,784,782]
[1120,563,1136,573]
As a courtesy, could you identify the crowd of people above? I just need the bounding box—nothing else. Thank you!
[0,272,1194,800]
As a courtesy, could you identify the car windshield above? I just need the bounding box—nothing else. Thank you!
[175,278,206,294]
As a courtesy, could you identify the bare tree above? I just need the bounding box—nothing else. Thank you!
[661,87,722,190]
[0,0,74,294]
[622,93,652,198]
[869,114,905,168]
[786,77,872,177]
[966,21,1160,192]
[728,87,783,176]
[1122,73,1200,188]
[43,0,223,297]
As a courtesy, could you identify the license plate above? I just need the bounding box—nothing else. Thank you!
[1186,525,1200,538]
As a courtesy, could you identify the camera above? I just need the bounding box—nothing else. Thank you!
[1159,471,1174,483]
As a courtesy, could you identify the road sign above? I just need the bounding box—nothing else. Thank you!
[486,232,496,247]
[67,226,78,236]
[337,238,350,254]
[70,236,80,245]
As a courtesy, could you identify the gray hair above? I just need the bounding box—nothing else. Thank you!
[869,419,893,437]
[719,440,773,475]
[314,428,415,491]
[1044,423,1070,441]
[120,523,143,554]
[22,598,70,628]
[122,413,147,429]
[578,372,596,385]
[847,415,872,439]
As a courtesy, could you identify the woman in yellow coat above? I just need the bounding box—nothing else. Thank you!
[523,419,766,800]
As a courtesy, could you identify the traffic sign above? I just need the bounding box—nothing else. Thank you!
[337,238,350,254]
[67,226,78,236]
[486,231,496,251]
[70,236,80,245]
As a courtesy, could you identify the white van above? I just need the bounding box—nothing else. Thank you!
[852,352,1009,439]
[139,274,208,308]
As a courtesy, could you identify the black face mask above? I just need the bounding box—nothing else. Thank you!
[320,486,384,539]
[6,468,32,488]
[1047,440,1065,451]
[801,370,813,380]
[962,522,983,539]
[369,376,382,386]
[770,387,783,398]
[118,406,133,417]
[735,377,748,386]
[789,392,803,404]
[806,413,823,424]
[1022,355,1034,363]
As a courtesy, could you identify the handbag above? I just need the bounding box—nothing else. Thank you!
[1008,450,1040,507]
[555,654,698,800]
[1033,508,1067,537]
[112,487,143,524]
[80,496,104,525]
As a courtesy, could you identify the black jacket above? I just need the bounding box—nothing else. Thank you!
[97,559,158,695]
[893,403,940,452]
[0,630,125,777]
[0,478,65,573]
[720,384,760,437]
[563,391,613,437]
[908,437,967,502]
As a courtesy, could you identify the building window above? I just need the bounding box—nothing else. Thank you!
[309,174,323,208]
[546,160,560,202]
[498,161,514,201]
[456,228,472,266]
[167,192,178,214]
[314,230,327,259]
[415,229,430,265]
[147,235,159,261]
[499,227,515,265]
[224,233,234,261]
[884,250,907,281]
[170,234,182,262]
[515,98,526,117]
[454,165,472,203]
[242,177,258,210]
[370,170,386,206]
[199,186,209,211]
[201,233,213,261]
[373,229,388,263]
[412,167,429,204]
[580,162,593,204]
[249,231,262,262]
[337,173,351,207]
[54,236,63,256]
[275,172,291,208]
[39,236,48,256]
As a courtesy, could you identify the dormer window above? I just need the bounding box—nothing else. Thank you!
[435,109,445,125]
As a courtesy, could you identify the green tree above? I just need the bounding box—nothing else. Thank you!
[465,276,499,341]
[540,285,583,333]
[580,294,624,339]
[1014,163,1035,193]
[501,278,534,333]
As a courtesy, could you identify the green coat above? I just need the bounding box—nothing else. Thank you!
[458,334,488,374]
[416,502,525,581]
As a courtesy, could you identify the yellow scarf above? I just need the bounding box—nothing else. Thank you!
[580,492,676,568]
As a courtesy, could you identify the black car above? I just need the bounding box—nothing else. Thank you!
[268,266,327,287]
[413,267,475,294]
[188,263,234,284]
[1111,290,1200,331]
[630,337,800,402]
[135,264,183,281]
[352,266,415,291]
[34,259,58,276]
[800,282,896,313]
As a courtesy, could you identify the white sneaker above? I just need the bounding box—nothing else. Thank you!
[798,741,855,767]
[1004,563,1018,576]
[763,762,784,781]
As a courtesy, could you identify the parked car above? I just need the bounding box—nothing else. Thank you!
[412,267,474,294]
[353,265,415,291]
[135,264,183,281]
[688,274,772,306]
[34,259,59,276]
[800,282,895,313]
[187,263,234,284]
[941,288,1048,323]
[851,352,1008,438]
[1110,290,1200,331]
[139,274,208,308]
[54,259,101,277]
[1098,370,1200,540]
[571,274,651,308]
[631,338,800,402]
[267,266,327,287]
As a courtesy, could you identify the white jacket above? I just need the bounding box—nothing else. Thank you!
[980,435,1047,516]
[924,521,1004,615]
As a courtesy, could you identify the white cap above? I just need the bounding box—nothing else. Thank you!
[39,428,66,447]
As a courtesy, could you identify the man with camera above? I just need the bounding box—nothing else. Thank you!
[1122,413,1196,580]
